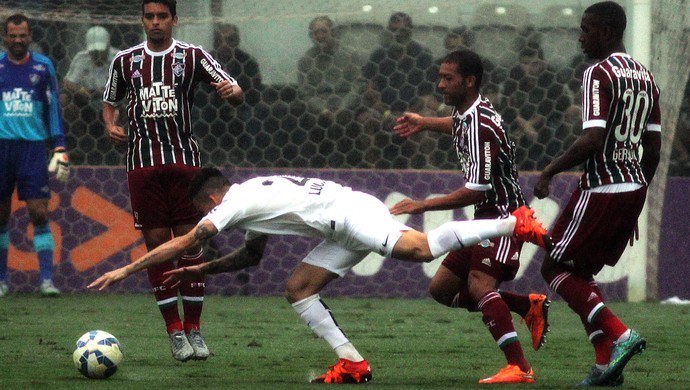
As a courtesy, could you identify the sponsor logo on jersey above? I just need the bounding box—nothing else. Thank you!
[200,58,223,83]
[131,54,144,63]
[2,88,34,117]
[592,80,600,116]
[32,64,46,72]
[479,239,494,248]
[131,70,142,79]
[511,252,519,260]
[108,70,118,99]
[483,141,492,180]
[138,81,178,118]
[481,258,492,267]
[611,65,651,81]
[174,52,186,60]
[29,74,40,85]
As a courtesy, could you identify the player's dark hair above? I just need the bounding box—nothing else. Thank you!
[585,1,627,40]
[142,0,177,17]
[442,49,484,90]
[5,14,30,33]
[189,167,230,200]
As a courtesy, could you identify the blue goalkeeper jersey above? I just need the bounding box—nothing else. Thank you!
[0,52,65,147]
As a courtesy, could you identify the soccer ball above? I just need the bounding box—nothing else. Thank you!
[72,330,123,379]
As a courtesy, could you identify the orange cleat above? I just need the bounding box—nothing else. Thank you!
[511,206,552,250]
[479,364,535,384]
[523,294,550,351]
[311,358,372,384]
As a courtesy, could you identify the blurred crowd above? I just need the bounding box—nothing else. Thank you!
[7,12,689,173]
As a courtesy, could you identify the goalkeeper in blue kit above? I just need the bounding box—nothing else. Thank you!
[0,14,69,297]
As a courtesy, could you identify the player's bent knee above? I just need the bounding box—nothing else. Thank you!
[428,282,453,306]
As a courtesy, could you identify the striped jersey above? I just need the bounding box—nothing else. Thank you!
[580,52,661,189]
[452,96,525,218]
[103,39,237,171]
[0,52,65,147]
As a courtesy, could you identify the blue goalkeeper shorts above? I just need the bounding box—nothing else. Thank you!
[0,139,50,201]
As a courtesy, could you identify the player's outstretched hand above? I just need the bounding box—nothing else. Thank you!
[389,198,426,215]
[533,173,552,199]
[87,268,129,291]
[162,266,204,288]
[393,112,424,137]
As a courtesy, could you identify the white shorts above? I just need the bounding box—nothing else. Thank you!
[302,191,410,277]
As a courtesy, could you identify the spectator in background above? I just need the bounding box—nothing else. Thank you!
[62,26,119,104]
[362,12,433,116]
[297,16,361,119]
[211,23,262,110]
[61,26,120,165]
[201,23,261,167]
[502,44,573,170]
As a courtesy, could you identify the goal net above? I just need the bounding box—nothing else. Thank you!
[0,0,687,300]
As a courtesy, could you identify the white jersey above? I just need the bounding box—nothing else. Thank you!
[201,175,352,240]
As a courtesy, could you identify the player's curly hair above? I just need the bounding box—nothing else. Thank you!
[442,49,484,90]
[189,167,230,200]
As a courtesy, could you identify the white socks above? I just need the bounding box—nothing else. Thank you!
[292,294,363,361]
[426,217,515,258]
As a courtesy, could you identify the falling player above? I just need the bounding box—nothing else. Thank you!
[89,167,550,384]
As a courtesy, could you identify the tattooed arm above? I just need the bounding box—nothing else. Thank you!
[87,220,219,290]
[203,235,268,274]
[161,235,268,285]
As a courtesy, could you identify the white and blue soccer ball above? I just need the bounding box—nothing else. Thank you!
[72,330,123,379]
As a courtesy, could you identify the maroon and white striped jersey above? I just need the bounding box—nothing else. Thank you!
[452,96,525,219]
[103,39,237,171]
[580,52,661,189]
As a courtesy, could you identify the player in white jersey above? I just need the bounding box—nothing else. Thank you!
[89,167,548,384]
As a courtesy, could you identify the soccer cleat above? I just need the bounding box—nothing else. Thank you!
[597,330,646,384]
[186,329,210,360]
[511,206,551,249]
[311,358,372,384]
[40,279,60,297]
[169,330,195,362]
[577,366,624,387]
[523,294,550,351]
[0,281,8,297]
[478,364,535,384]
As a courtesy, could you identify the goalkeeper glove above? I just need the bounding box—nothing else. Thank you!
[48,147,70,183]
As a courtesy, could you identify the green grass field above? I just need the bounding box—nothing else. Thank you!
[0,294,687,389]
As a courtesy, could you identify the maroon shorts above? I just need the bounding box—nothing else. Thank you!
[127,164,202,230]
[550,187,647,275]
[441,236,522,282]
